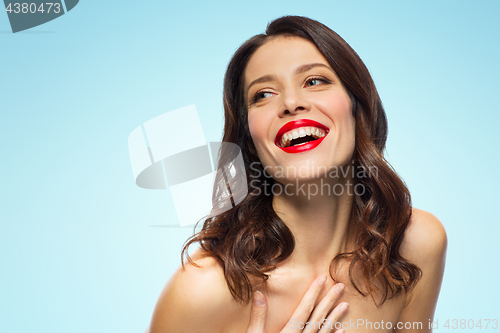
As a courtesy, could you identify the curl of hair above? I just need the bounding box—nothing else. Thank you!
[181,15,421,306]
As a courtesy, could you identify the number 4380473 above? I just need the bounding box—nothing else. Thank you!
[5,3,61,14]
[444,319,498,329]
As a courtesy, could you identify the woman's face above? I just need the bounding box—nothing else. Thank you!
[244,36,356,183]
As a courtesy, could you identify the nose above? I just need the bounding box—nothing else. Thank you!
[278,87,311,117]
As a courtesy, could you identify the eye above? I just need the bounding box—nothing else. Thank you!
[250,91,274,105]
[305,77,331,87]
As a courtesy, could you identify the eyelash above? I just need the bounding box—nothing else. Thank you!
[305,76,332,87]
[249,76,332,106]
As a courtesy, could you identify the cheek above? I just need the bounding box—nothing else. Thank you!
[248,115,262,152]
[334,95,356,143]
[317,91,356,151]
[337,97,356,158]
[323,91,352,119]
[247,114,258,140]
[247,112,267,148]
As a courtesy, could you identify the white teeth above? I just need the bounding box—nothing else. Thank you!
[279,126,328,148]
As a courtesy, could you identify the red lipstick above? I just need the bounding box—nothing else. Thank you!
[274,119,330,154]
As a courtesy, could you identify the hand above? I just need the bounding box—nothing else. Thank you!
[247,275,349,333]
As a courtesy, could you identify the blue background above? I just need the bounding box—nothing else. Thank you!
[1,1,499,332]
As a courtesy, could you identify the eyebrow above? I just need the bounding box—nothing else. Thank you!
[246,63,334,94]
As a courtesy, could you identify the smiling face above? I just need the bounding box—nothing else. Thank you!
[244,36,356,183]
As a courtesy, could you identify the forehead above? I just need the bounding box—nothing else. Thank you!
[244,36,330,86]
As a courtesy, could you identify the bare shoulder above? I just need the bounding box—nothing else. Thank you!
[395,207,448,332]
[399,207,448,262]
[147,248,249,333]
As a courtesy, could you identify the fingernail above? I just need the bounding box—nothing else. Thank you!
[318,275,327,285]
[335,283,345,293]
[254,291,266,306]
[340,302,349,312]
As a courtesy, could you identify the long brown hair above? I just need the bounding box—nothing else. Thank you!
[182,15,421,306]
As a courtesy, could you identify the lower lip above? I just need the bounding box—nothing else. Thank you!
[278,135,327,153]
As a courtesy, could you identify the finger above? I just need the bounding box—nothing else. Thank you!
[247,291,267,333]
[318,302,349,333]
[303,283,345,333]
[285,275,327,327]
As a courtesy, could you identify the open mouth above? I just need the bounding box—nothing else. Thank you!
[278,126,327,148]
[275,119,330,153]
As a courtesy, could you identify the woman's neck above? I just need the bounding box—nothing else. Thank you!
[271,174,356,275]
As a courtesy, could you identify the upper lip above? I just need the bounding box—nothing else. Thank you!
[274,119,330,147]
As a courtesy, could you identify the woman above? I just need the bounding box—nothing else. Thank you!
[146,15,447,333]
